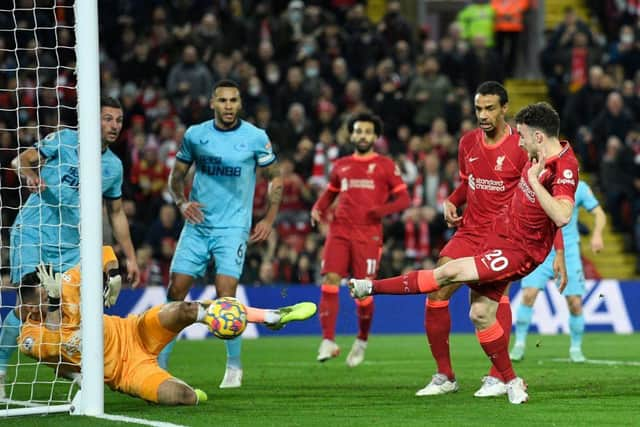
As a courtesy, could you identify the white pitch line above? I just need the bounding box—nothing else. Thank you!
[94,413,188,427]
[261,360,426,367]
[546,358,640,366]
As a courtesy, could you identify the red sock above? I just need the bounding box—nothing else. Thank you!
[355,296,374,341]
[425,299,454,380]
[488,295,512,380]
[476,321,516,383]
[373,270,439,294]
[319,284,339,340]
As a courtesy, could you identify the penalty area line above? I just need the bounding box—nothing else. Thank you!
[93,413,187,427]
[546,358,640,366]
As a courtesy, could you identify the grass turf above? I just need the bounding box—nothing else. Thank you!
[1,333,639,426]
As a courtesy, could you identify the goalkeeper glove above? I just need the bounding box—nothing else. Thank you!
[36,263,62,299]
[103,269,122,308]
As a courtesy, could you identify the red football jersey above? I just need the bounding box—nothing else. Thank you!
[327,153,406,241]
[456,127,528,230]
[500,141,579,263]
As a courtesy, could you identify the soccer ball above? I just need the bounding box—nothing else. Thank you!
[205,297,248,340]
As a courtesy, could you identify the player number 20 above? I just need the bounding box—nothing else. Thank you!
[366,259,377,275]
[484,249,509,272]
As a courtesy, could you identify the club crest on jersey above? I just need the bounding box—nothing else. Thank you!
[22,337,34,352]
[495,155,505,171]
[367,163,377,174]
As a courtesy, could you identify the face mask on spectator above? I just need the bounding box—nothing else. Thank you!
[621,33,634,44]
[305,67,319,78]
[248,84,261,96]
[266,71,280,83]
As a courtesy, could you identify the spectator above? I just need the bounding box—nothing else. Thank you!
[407,56,452,132]
[166,44,213,109]
[144,204,183,260]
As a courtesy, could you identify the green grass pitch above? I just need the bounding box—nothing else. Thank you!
[2,333,639,426]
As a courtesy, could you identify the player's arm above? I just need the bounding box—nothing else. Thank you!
[552,230,567,292]
[10,147,46,192]
[251,161,283,242]
[368,185,410,220]
[169,159,204,224]
[526,157,573,227]
[105,198,140,287]
[311,186,339,226]
[589,205,606,253]
[444,139,468,227]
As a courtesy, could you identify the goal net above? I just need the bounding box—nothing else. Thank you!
[1,0,104,417]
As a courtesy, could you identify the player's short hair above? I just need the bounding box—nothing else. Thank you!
[101,96,122,110]
[17,271,41,302]
[347,112,383,136]
[514,102,560,138]
[476,81,508,106]
[213,79,241,93]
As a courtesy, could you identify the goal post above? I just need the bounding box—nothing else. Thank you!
[75,0,104,416]
[0,0,103,417]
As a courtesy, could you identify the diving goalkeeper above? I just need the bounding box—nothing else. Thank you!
[16,247,316,405]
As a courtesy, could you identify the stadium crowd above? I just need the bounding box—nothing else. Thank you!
[1,0,639,287]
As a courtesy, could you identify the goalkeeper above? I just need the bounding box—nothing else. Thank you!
[15,247,316,405]
[1,96,139,398]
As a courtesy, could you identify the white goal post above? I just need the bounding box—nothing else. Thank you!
[0,0,103,417]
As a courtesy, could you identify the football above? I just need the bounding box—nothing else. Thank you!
[205,297,248,339]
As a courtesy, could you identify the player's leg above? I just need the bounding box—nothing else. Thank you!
[215,274,244,388]
[0,308,21,400]
[469,290,527,404]
[212,232,253,388]
[318,234,350,362]
[157,378,207,406]
[350,256,480,297]
[564,250,587,362]
[417,266,462,396]
[566,295,585,362]
[510,287,540,361]
[160,225,209,369]
[473,284,513,397]
[511,256,554,361]
[129,303,207,405]
[1,229,40,397]
[345,240,381,368]
[418,232,483,396]
[157,272,196,369]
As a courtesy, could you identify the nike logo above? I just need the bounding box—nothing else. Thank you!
[469,157,479,162]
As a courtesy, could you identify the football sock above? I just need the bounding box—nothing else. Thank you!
[0,309,21,375]
[319,284,339,340]
[355,296,374,341]
[225,335,242,369]
[569,313,584,350]
[245,306,267,323]
[489,295,512,381]
[196,304,207,322]
[514,304,533,347]
[425,299,454,380]
[477,321,516,383]
[158,296,177,370]
[372,270,439,295]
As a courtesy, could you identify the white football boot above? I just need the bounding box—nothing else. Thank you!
[317,339,340,362]
[346,339,367,367]
[415,373,459,396]
[219,366,243,389]
[506,377,528,404]
[348,278,373,299]
[474,375,507,397]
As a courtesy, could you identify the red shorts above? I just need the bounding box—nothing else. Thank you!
[470,235,537,301]
[439,229,485,259]
[321,232,382,279]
